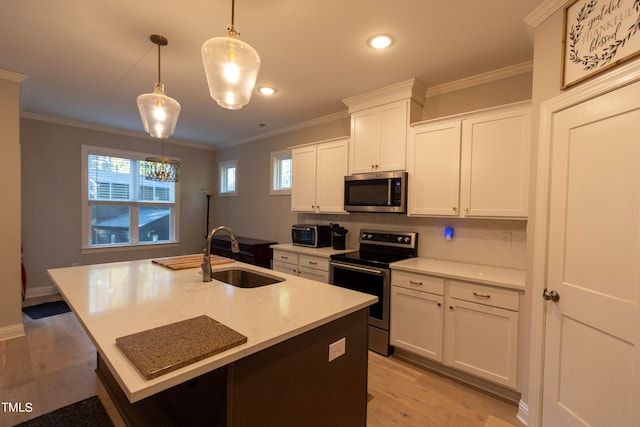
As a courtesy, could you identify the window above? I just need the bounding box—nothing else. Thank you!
[219,160,237,196]
[270,150,292,195]
[82,145,179,249]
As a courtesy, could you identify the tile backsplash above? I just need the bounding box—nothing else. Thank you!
[299,213,527,270]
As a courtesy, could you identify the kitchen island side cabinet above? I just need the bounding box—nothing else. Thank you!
[390,270,444,362]
[444,280,520,389]
[291,137,348,213]
[344,79,425,174]
[407,101,531,218]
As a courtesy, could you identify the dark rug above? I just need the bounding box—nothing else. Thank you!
[14,396,113,427]
[22,300,71,320]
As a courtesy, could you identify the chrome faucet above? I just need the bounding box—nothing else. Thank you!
[202,225,240,282]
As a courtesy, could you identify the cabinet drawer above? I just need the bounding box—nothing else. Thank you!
[392,270,444,295]
[273,250,298,266]
[273,261,297,276]
[448,280,519,311]
[299,254,329,272]
[299,266,329,283]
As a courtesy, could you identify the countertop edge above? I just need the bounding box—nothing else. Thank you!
[390,258,525,290]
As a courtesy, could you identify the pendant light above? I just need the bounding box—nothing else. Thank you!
[137,34,181,139]
[201,0,261,110]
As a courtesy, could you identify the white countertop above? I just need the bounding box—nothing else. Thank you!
[391,257,525,290]
[270,243,356,257]
[47,258,376,403]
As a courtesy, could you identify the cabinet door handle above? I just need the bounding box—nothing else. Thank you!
[437,302,442,307]
[473,292,491,299]
[308,261,318,265]
[409,280,423,286]
[280,255,288,260]
[452,206,457,213]
[449,305,454,310]
[464,206,469,213]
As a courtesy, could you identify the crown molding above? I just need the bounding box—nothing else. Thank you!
[525,0,571,31]
[342,79,427,112]
[218,110,350,148]
[0,69,27,82]
[425,61,533,97]
[21,112,216,151]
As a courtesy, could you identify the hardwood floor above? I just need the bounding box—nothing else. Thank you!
[2,305,521,427]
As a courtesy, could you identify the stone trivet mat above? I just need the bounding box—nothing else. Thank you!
[116,315,247,380]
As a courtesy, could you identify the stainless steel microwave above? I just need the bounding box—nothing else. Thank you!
[344,171,407,213]
[291,224,332,247]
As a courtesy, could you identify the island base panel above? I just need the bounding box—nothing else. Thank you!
[97,308,369,426]
[228,308,369,427]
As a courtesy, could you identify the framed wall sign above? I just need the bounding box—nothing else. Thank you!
[562,0,640,88]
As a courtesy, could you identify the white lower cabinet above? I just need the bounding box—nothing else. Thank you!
[390,271,520,390]
[272,249,330,283]
[273,250,298,275]
[390,271,444,362]
[444,281,519,389]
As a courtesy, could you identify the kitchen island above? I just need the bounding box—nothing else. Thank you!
[47,257,376,427]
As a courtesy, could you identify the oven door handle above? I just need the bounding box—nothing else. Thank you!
[330,261,386,276]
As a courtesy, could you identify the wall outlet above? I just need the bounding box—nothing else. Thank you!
[328,337,346,362]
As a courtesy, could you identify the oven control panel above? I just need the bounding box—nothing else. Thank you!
[359,230,417,249]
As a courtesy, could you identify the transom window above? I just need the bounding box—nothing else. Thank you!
[82,145,179,248]
[219,159,237,196]
[270,150,292,195]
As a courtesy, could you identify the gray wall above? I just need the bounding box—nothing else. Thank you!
[20,119,216,294]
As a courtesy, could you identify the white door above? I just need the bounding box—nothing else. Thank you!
[291,145,317,212]
[543,81,640,426]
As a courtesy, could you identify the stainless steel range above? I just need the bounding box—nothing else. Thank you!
[329,229,418,356]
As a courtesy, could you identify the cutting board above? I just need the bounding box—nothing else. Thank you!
[152,254,235,270]
[116,315,247,380]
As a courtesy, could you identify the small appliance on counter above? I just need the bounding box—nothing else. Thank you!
[291,224,332,248]
[329,223,349,250]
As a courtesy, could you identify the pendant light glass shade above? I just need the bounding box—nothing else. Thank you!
[201,0,261,110]
[137,34,181,139]
[137,83,181,139]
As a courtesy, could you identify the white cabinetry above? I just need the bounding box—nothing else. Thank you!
[344,79,425,174]
[272,249,330,283]
[291,137,348,213]
[407,102,530,218]
[349,100,409,173]
[272,250,298,276]
[444,280,519,389]
[390,271,444,361]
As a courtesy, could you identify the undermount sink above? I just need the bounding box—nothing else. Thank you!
[211,268,284,288]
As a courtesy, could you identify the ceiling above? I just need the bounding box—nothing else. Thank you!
[0,0,541,148]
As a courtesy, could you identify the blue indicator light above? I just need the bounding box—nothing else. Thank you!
[444,227,454,241]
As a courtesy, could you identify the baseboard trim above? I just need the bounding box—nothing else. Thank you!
[516,399,529,425]
[0,323,25,342]
[25,284,59,299]
[393,349,521,403]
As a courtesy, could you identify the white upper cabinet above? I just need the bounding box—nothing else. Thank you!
[460,105,531,218]
[407,120,462,216]
[407,102,531,219]
[344,79,425,174]
[291,137,349,213]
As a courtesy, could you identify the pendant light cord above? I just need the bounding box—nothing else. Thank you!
[231,0,235,27]
[157,41,162,84]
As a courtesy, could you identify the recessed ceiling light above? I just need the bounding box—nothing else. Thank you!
[258,86,277,95]
[368,34,394,49]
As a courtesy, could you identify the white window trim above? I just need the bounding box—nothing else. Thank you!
[270,149,292,196]
[81,144,180,251]
[218,159,238,197]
